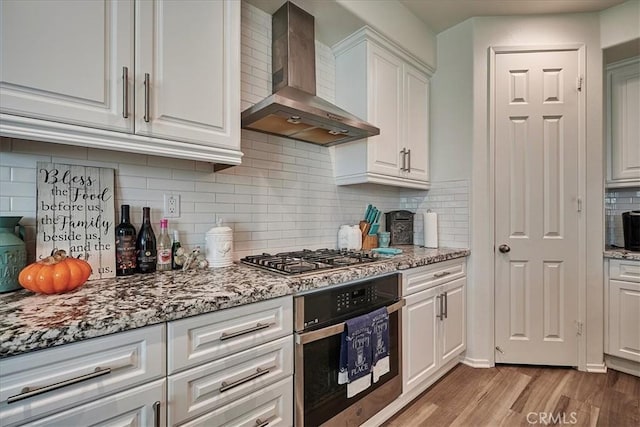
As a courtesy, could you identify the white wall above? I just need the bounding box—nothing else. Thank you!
[336,0,437,70]
[600,0,640,48]
[468,13,604,370]
[430,21,473,182]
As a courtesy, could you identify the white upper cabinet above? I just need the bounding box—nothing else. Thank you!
[0,0,242,167]
[606,57,640,188]
[332,27,431,190]
[0,0,134,132]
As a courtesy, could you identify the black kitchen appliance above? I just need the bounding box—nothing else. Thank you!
[385,210,415,245]
[240,249,380,275]
[622,211,640,251]
[294,273,403,426]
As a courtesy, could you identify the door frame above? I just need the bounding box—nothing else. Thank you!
[488,44,587,370]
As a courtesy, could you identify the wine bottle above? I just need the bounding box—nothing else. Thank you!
[136,207,157,273]
[171,230,182,270]
[157,219,172,271]
[115,204,137,276]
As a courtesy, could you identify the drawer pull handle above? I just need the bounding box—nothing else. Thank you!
[219,365,274,393]
[255,417,272,427]
[7,367,111,404]
[153,401,161,427]
[434,271,451,278]
[220,322,274,341]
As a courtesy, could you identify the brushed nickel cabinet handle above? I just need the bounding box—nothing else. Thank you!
[219,366,274,393]
[220,322,274,341]
[407,148,411,172]
[255,417,272,427]
[144,73,150,122]
[434,271,451,278]
[153,401,161,427]
[122,66,129,118]
[7,367,111,404]
[436,295,443,321]
[444,291,448,319]
[400,148,407,171]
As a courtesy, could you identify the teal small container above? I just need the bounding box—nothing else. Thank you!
[0,216,27,293]
[378,231,391,248]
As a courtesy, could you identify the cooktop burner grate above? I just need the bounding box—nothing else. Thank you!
[240,249,380,275]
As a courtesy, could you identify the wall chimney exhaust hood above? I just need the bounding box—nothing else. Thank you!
[241,1,379,146]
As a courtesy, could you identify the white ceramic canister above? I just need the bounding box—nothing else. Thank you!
[205,219,233,268]
[338,225,351,250]
[348,225,362,250]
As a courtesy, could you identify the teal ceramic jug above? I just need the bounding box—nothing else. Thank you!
[0,216,27,292]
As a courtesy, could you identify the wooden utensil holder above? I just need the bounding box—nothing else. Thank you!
[359,221,378,250]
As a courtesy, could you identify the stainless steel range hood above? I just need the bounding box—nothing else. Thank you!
[241,1,379,146]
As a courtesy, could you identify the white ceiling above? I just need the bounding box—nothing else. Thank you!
[400,0,626,34]
[247,0,627,41]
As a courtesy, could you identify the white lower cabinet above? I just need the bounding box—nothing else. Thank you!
[606,259,640,364]
[0,324,166,426]
[402,260,466,396]
[17,379,166,427]
[167,296,294,426]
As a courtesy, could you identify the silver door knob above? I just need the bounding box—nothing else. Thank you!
[498,244,511,253]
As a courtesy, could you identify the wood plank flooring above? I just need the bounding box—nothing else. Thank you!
[383,365,640,426]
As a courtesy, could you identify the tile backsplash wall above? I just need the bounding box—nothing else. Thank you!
[401,179,470,248]
[0,3,416,262]
[605,187,640,247]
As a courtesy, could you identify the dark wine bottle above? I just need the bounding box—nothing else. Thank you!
[115,204,137,276]
[136,207,157,273]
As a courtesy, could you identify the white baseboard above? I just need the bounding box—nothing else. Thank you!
[461,357,492,368]
[604,355,640,377]
[585,363,607,374]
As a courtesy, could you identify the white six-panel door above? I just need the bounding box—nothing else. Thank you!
[494,49,580,366]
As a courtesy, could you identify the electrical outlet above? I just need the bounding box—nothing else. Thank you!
[163,194,180,218]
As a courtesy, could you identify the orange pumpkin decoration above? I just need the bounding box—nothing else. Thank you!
[18,250,92,294]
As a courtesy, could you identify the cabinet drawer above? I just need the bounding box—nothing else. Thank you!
[610,259,640,283]
[168,336,293,425]
[179,376,293,427]
[403,259,466,296]
[6,379,165,427]
[168,296,293,374]
[0,324,165,425]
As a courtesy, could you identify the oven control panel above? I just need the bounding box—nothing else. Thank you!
[336,286,377,312]
[298,273,400,332]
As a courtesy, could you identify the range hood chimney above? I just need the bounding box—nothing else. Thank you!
[241,1,379,146]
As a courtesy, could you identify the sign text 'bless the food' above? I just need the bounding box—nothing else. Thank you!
[36,162,115,279]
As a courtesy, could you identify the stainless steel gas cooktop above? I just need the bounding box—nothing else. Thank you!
[240,249,380,276]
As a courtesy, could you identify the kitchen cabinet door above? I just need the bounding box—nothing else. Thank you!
[18,379,165,427]
[0,0,133,132]
[135,0,240,150]
[608,279,640,363]
[367,45,404,177]
[403,64,430,183]
[439,277,466,366]
[403,287,439,394]
[606,57,640,188]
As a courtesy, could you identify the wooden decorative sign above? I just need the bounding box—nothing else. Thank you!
[36,162,116,280]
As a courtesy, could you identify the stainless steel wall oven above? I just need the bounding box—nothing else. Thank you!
[294,273,403,426]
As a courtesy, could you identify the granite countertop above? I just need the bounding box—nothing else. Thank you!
[0,246,469,359]
[604,247,640,261]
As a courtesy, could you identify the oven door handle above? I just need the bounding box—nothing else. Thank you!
[296,299,405,345]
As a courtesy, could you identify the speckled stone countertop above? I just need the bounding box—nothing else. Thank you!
[0,246,468,359]
[604,247,640,261]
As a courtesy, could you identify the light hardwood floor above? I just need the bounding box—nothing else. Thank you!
[384,364,640,426]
